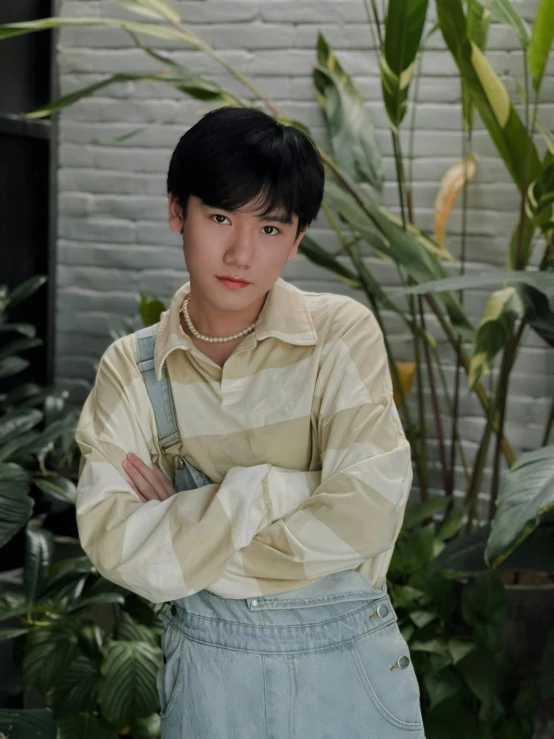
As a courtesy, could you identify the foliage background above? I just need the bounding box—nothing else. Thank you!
[51,0,553,521]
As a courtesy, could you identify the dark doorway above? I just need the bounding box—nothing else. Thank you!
[0,0,58,388]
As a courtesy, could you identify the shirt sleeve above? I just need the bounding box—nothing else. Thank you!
[74,338,318,603]
[206,302,413,596]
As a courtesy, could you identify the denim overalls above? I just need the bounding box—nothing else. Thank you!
[136,323,426,738]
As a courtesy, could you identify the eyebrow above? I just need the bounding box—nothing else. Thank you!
[206,205,292,225]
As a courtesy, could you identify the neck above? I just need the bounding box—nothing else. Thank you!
[184,291,267,338]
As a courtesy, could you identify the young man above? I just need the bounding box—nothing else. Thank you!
[75,106,424,738]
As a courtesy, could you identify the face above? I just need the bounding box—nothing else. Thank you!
[168,193,307,314]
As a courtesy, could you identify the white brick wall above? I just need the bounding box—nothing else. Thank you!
[56,0,554,517]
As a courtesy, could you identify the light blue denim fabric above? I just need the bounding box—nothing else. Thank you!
[157,569,425,738]
[135,324,426,738]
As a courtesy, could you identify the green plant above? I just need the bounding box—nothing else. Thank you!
[0,280,167,738]
[0,540,165,738]
[0,276,80,550]
[389,497,549,738]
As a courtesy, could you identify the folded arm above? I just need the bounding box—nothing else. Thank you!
[207,303,413,596]
[74,339,317,603]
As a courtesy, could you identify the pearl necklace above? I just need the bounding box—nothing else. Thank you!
[181,297,256,343]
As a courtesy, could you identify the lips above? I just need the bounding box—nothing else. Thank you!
[217,277,250,285]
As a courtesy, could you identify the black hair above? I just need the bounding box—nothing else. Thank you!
[167,106,325,240]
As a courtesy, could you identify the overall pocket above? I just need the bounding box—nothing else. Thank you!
[349,618,423,731]
[157,621,188,720]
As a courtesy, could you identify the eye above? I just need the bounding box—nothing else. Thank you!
[211,214,230,224]
[210,214,280,235]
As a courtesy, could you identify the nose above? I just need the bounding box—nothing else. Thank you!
[224,225,256,266]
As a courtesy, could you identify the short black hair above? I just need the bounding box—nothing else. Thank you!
[167,106,325,240]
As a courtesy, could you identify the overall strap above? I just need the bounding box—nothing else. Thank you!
[135,324,181,452]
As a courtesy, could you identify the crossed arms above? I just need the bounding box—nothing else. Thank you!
[75,303,412,602]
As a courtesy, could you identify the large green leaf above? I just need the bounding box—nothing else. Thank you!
[464,0,492,129]
[402,496,450,530]
[520,283,554,347]
[0,463,33,547]
[486,446,554,567]
[428,525,489,573]
[461,571,507,651]
[0,336,43,361]
[138,292,167,328]
[0,431,42,464]
[468,286,521,389]
[0,17,191,43]
[24,72,240,121]
[314,33,384,190]
[0,323,36,338]
[480,0,530,47]
[456,646,504,722]
[0,592,29,623]
[34,476,77,505]
[0,408,43,445]
[528,0,554,93]
[0,627,30,641]
[24,528,54,604]
[0,709,57,739]
[23,623,80,693]
[57,713,118,739]
[47,653,100,716]
[130,713,161,739]
[324,179,474,339]
[6,275,47,311]
[0,356,30,381]
[114,611,160,648]
[298,234,362,288]
[436,0,541,192]
[14,416,75,460]
[525,160,554,233]
[397,268,554,297]
[381,0,429,130]
[98,640,162,724]
[507,210,537,270]
[40,556,95,606]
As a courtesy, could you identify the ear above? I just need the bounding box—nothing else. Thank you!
[168,193,183,234]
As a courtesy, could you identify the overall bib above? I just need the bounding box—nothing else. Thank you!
[136,323,426,739]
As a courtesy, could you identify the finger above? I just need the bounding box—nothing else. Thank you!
[125,456,169,501]
[151,463,176,497]
[123,458,159,501]
[131,482,148,503]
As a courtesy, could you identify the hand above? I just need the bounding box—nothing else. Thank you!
[122,453,175,502]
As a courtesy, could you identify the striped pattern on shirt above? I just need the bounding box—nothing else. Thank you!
[75,276,413,602]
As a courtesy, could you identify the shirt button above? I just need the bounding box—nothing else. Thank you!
[377,604,389,618]
[170,604,178,617]
[251,599,259,607]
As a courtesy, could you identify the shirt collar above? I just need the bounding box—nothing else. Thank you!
[154,276,318,380]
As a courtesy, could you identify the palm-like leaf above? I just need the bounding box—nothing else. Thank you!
[314,33,384,190]
[98,640,162,723]
[381,0,429,130]
[486,446,554,567]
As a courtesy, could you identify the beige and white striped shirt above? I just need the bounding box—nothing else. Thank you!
[75,276,412,602]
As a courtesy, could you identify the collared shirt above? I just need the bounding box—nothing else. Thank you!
[75,277,412,602]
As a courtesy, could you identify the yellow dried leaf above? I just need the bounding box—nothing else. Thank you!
[434,153,478,245]
[391,361,416,408]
